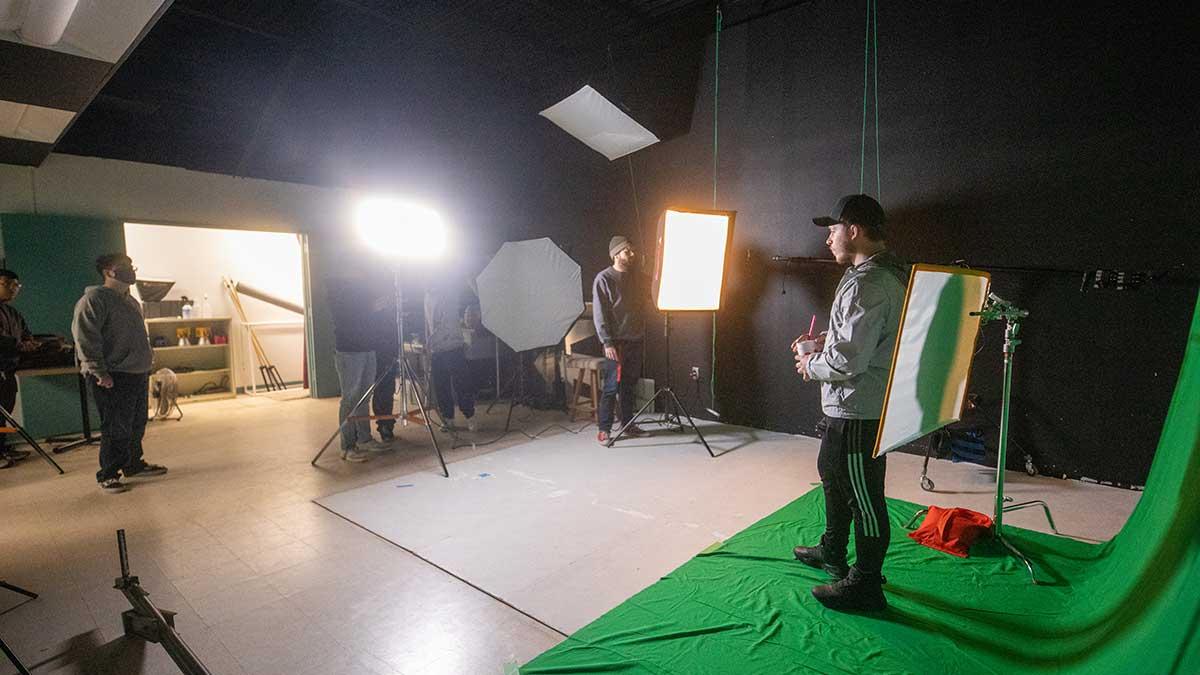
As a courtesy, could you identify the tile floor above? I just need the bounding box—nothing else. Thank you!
[0,394,1142,674]
[1,395,564,674]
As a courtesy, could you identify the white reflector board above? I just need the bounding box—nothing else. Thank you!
[875,265,991,456]
[652,208,734,311]
[476,238,584,352]
[539,85,660,161]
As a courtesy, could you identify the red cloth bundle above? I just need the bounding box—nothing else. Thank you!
[908,505,994,558]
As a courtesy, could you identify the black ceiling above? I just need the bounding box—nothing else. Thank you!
[54,0,780,189]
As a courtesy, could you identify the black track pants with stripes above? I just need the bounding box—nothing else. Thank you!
[816,416,890,575]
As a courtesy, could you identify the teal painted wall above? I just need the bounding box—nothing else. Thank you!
[1,213,125,438]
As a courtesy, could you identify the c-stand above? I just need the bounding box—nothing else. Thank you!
[606,312,715,456]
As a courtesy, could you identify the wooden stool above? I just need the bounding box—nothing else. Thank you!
[566,355,605,422]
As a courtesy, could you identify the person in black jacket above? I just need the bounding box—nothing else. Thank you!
[0,269,37,468]
[327,268,396,462]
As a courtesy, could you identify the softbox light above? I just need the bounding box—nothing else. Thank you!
[875,265,992,456]
[476,238,584,352]
[539,85,660,161]
[652,208,735,311]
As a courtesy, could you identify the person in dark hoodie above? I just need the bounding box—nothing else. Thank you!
[792,195,909,612]
[0,269,38,468]
[591,235,652,445]
[72,254,168,493]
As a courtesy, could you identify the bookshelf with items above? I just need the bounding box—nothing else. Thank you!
[145,317,236,401]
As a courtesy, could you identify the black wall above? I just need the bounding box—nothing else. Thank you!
[536,1,1199,486]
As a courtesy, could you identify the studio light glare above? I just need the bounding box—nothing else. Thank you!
[652,208,735,311]
[355,196,447,259]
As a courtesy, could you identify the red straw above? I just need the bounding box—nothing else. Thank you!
[808,314,817,337]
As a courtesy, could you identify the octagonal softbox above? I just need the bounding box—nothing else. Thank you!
[477,238,584,352]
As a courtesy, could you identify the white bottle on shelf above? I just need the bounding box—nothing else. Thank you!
[200,294,212,318]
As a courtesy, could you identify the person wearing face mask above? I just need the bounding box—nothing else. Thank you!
[791,194,908,612]
[0,269,39,468]
[71,253,167,494]
[591,235,652,445]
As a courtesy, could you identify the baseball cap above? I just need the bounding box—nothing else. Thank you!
[812,194,886,230]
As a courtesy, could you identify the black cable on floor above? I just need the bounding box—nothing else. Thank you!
[312,502,569,639]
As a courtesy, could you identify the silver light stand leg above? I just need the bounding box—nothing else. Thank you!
[395,279,448,477]
[989,310,1056,584]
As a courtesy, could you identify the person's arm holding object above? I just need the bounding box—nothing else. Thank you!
[805,280,889,383]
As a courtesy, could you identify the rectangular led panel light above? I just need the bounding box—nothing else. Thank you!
[539,85,660,161]
[874,265,991,457]
[652,208,735,311]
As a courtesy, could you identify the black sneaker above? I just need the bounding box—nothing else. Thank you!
[793,545,850,580]
[812,568,887,612]
[124,463,168,477]
[100,477,130,494]
[379,427,395,442]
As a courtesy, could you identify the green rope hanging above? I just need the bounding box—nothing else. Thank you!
[711,5,722,408]
[859,0,882,198]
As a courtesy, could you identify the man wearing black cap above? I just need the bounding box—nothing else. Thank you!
[591,235,651,444]
[792,194,909,611]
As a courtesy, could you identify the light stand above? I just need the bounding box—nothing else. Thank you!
[971,292,1058,584]
[0,393,64,474]
[311,271,448,477]
[0,581,37,674]
[606,312,715,456]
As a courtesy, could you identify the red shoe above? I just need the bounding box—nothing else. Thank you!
[597,431,612,445]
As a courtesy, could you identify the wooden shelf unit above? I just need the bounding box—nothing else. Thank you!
[146,317,236,401]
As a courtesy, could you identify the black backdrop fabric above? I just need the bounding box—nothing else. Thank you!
[531,1,1199,486]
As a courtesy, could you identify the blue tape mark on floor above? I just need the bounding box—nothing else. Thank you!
[396,483,415,488]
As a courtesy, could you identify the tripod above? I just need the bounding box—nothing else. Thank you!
[0,394,64,474]
[605,313,715,456]
[972,293,1057,584]
[1,580,37,675]
[311,275,448,477]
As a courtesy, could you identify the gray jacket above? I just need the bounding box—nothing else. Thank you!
[807,250,909,419]
[71,285,153,379]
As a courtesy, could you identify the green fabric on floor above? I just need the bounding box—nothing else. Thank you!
[522,291,1200,675]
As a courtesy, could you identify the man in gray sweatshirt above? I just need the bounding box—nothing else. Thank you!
[72,253,167,493]
[792,195,908,612]
[592,235,652,444]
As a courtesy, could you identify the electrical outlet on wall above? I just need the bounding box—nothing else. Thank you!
[689,366,701,381]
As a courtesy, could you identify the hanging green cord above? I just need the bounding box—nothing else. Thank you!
[711,5,721,407]
[859,0,871,193]
[873,0,881,199]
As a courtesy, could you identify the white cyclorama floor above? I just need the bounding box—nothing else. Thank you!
[0,395,1141,674]
[319,417,1143,635]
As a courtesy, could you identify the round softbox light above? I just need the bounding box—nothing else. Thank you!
[477,238,583,352]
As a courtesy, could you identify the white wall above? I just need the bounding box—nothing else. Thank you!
[124,223,306,387]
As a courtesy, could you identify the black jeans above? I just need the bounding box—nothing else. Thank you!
[598,340,643,433]
[372,352,397,433]
[817,416,890,576]
[89,371,149,482]
[431,347,475,421]
[0,372,16,452]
